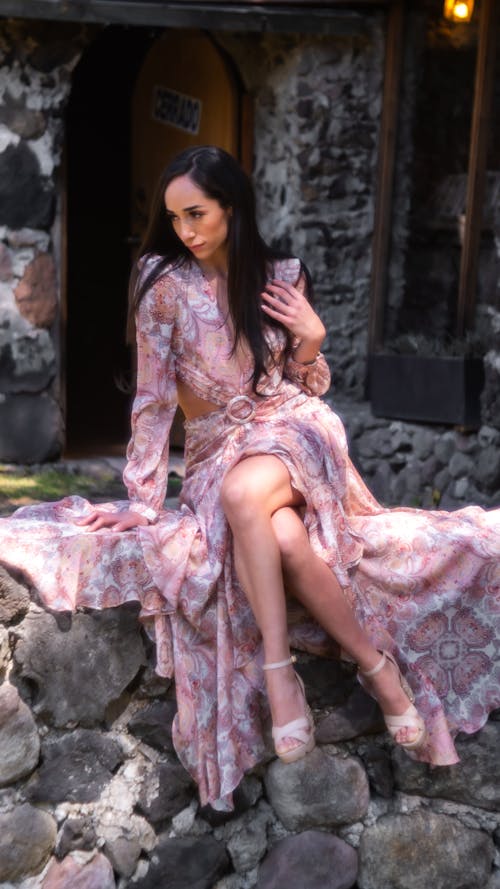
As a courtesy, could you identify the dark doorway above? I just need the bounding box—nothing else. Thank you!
[64,26,154,455]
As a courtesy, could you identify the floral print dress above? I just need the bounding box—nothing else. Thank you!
[0,255,499,810]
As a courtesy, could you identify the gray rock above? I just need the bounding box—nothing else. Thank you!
[358,811,494,889]
[316,685,385,743]
[412,428,435,460]
[0,803,57,882]
[393,722,500,811]
[133,835,229,888]
[434,435,456,465]
[0,101,46,139]
[0,393,62,463]
[487,870,500,889]
[136,760,194,822]
[0,682,40,786]
[474,445,500,490]
[0,626,10,675]
[104,833,142,878]
[0,565,31,624]
[27,729,123,803]
[359,743,394,798]
[264,746,369,831]
[257,830,358,889]
[0,142,54,230]
[200,774,263,827]
[448,451,474,479]
[128,699,177,752]
[55,817,97,858]
[12,607,146,726]
[42,851,116,888]
[225,802,271,873]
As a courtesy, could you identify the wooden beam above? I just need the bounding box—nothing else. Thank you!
[456,0,498,335]
[0,0,386,33]
[367,0,405,352]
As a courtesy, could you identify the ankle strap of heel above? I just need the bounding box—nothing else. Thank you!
[263,655,297,671]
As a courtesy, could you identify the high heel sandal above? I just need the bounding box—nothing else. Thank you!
[358,650,427,751]
[263,655,315,764]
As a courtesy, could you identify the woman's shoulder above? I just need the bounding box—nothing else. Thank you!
[269,256,302,284]
[138,253,184,282]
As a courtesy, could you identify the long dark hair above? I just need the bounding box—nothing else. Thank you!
[128,145,312,391]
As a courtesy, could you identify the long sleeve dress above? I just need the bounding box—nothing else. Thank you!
[0,254,499,811]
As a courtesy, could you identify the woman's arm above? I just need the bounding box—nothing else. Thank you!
[78,264,178,532]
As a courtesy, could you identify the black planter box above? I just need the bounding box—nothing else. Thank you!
[368,354,485,427]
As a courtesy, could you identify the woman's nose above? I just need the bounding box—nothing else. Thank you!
[180,220,195,240]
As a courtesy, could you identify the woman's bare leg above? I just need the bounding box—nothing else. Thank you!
[271,507,419,744]
[220,455,416,751]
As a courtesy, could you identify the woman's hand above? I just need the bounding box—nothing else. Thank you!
[74,509,149,533]
[261,279,326,362]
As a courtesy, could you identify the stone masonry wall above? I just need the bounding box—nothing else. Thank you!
[219,21,384,399]
[0,21,87,463]
[1,565,500,889]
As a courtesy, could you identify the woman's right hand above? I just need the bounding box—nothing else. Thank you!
[74,509,149,533]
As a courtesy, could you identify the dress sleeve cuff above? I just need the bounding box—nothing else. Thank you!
[128,503,159,524]
[285,352,331,396]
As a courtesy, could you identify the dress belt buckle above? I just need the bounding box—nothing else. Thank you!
[225,394,257,424]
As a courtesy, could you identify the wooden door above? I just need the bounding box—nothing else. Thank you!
[131,29,241,242]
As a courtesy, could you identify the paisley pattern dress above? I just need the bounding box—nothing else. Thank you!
[0,255,499,811]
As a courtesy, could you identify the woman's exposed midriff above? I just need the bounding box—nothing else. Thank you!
[176,377,223,421]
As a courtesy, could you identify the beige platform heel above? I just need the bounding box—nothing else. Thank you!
[263,655,316,764]
[358,650,427,751]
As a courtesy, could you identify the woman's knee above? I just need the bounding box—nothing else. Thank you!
[272,508,308,568]
[220,466,261,524]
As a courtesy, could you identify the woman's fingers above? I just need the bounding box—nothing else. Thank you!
[74,509,148,533]
[261,279,325,343]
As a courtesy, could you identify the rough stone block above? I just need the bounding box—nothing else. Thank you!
[12,607,146,726]
[393,721,500,812]
[128,699,177,752]
[358,811,494,889]
[258,830,358,889]
[224,802,271,873]
[0,565,31,623]
[0,243,13,281]
[14,253,58,328]
[316,685,385,743]
[264,745,369,831]
[133,835,229,889]
[137,760,194,822]
[0,682,40,786]
[55,817,97,859]
[0,143,54,230]
[27,729,123,803]
[0,803,56,882]
[0,393,62,463]
[42,851,116,889]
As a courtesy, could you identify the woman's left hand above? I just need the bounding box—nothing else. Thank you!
[261,280,326,360]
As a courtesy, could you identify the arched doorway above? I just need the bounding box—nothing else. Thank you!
[64,27,248,456]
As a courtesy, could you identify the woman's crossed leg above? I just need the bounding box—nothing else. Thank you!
[220,454,421,755]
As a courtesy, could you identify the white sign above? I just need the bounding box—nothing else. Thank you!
[152,86,202,135]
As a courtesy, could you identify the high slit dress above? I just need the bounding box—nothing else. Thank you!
[1,255,499,811]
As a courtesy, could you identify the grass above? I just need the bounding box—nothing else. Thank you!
[0,465,126,514]
[0,464,183,515]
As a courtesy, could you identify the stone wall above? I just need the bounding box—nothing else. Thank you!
[218,22,384,399]
[1,565,500,889]
[0,21,87,463]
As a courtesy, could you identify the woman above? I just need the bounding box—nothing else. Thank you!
[1,146,499,811]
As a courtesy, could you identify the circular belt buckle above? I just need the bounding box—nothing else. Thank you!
[226,395,257,424]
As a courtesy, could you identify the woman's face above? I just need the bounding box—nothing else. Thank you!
[164,175,231,269]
